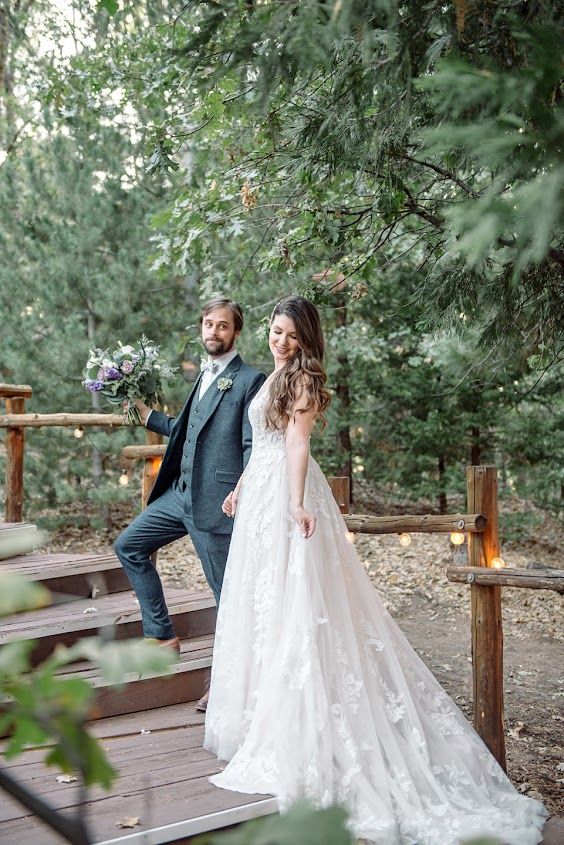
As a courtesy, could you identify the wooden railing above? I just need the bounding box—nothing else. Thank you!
[0,384,156,521]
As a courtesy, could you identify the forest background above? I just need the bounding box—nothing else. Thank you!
[0,0,562,539]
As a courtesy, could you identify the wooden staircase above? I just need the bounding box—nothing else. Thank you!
[0,525,276,844]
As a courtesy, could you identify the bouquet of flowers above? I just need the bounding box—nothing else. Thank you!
[82,336,177,424]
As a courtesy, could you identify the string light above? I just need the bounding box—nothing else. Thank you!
[73,427,84,439]
[450,531,465,546]
[491,557,506,569]
[345,532,356,544]
[398,533,412,547]
[119,472,129,487]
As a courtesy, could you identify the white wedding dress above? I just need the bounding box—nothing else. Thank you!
[204,387,547,844]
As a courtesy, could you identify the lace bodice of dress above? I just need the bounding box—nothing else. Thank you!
[248,384,286,456]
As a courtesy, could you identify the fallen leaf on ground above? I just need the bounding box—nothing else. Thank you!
[116,817,140,828]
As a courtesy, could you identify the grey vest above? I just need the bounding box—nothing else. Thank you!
[179,381,216,497]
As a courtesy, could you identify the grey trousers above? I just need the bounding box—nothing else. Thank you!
[114,481,231,639]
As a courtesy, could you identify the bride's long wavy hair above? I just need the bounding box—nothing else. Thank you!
[265,296,332,431]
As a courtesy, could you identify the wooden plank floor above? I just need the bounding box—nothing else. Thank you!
[0,702,275,845]
[1,702,561,844]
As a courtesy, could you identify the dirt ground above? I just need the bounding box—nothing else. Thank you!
[42,494,564,816]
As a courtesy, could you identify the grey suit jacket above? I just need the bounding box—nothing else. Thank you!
[146,355,265,533]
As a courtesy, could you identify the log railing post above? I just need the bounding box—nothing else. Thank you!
[1,385,33,523]
[328,476,350,514]
[466,465,506,770]
[5,397,25,522]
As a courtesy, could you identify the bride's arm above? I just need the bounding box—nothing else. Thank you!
[285,403,317,539]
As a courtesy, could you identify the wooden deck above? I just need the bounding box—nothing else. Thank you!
[0,703,277,844]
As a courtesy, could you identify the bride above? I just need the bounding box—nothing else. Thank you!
[204,296,547,845]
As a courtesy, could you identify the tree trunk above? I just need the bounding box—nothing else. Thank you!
[335,293,353,501]
[0,0,13,141]
[470,425,481,465]
[437,454,447,513]
[87,310,111,528]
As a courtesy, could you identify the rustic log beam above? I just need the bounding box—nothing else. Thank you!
[343,513,486,534]
[122,444,167,459]
[0,384,33,399]
[446,565,564,592]
[0,413,131,428]
[466,466,505,771]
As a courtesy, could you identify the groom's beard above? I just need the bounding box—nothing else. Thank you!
[203,336,235,357]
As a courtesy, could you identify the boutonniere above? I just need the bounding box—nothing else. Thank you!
[217,375,234,392]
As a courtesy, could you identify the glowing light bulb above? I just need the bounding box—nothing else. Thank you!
[491,557,506,569]
[345,532,356,544]
[73,427,84,439]
[450,532,465,546]
[398,533,412,547]
[119,473,129,487]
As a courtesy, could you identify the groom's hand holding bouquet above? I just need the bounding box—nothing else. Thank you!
[82,336,176,424]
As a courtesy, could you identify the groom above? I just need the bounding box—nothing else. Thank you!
[115,297,265,699]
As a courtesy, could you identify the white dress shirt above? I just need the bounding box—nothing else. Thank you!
[144,348,238,427]
[198,348,238,400]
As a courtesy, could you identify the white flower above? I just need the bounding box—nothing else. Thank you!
[217,376,233,391]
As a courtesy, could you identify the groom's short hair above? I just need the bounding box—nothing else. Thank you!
[200,297,244,332]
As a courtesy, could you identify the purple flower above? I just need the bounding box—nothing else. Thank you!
[121,360,135,374]
[83,378,104,392]
[106,367,123,380]
[97,367,108,381]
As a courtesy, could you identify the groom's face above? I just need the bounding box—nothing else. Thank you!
[202,306,240,357]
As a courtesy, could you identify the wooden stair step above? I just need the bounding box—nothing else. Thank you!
[61,635,214,720]
[0,587,217,664]
[0,637,214,734]
[2,551,130,597]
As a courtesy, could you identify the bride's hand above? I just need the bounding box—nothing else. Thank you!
[222,490,239,518]
[291,505,316,539]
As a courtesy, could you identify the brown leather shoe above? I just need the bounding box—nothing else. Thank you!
[147,636,181,655]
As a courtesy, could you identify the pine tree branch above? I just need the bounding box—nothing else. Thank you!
[548,247,564,272]
[393,152,478,198]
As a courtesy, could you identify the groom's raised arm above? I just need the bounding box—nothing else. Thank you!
[242,372,266,466]
[131,399,176,437]
[146,409,175,438]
